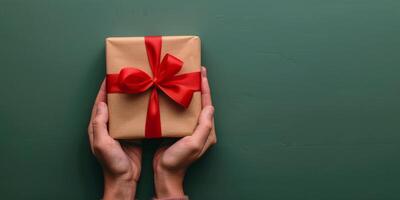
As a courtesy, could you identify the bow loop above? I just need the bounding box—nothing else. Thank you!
[157,54,183,83]
[118,68,153,94]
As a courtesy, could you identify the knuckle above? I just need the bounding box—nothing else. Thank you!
[92,118,104,129]
[187,140,203,152]
[202,122,213,131]
[92,142,103,153]
[160,155,179,169]
[93,117,101,124]
[93,140,107,153]
[211,137,217,145]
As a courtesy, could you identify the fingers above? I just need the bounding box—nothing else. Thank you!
[191,105,214,145]
[200,128,217,156]
[191,67,215,153]
[89,80,107,126]
[88,80,107,152]
[196,67,217,155]
[201,67,213,107]
[92,102,110,143]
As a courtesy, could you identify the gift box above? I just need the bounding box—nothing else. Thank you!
[106,36,202,139]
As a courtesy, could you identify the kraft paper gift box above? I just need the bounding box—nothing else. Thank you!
[106,36,202,139]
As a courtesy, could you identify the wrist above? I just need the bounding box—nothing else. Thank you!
[154,166,185,198]
[103,173,137,200]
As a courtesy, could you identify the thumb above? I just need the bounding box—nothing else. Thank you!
[92,102,109,140]
[192,106,214,144]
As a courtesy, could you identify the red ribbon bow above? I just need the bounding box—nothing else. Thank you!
[106,36,201,138]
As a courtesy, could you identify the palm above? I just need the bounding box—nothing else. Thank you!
[154,136,207,172]
[121,144,142,181]
[95,138,142,181]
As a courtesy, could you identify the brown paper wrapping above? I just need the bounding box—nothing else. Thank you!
[106,36,202,139]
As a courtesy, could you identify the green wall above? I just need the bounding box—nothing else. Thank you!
[0,0,399,199]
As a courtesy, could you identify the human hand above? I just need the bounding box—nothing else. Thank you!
[153,67,216,198]
[88,80,142,200]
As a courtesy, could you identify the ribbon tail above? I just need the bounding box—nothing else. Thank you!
[145,87,162,138]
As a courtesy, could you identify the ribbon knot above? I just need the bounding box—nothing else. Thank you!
[107,36,201,138]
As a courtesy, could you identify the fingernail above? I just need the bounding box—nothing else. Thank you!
[201,67,207,77]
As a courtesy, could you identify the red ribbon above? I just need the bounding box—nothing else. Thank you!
[106,36,201,138]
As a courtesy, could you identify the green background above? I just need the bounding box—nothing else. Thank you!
[0,0,399,199]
